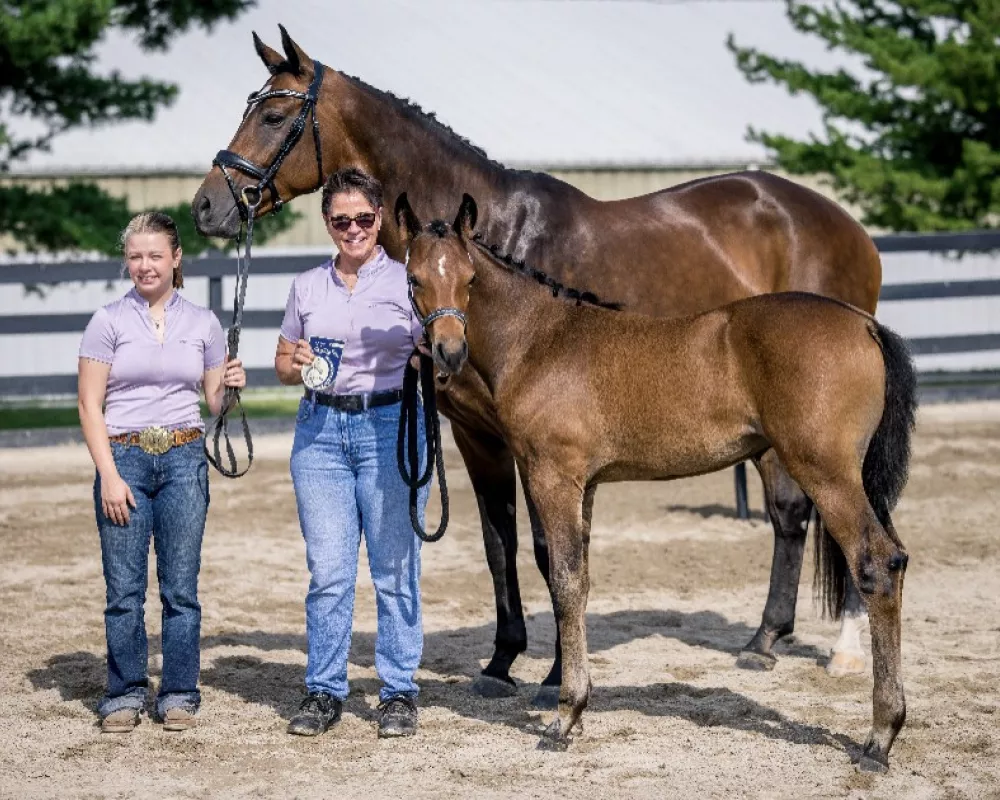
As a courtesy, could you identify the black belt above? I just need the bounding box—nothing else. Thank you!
[304,389,403,412]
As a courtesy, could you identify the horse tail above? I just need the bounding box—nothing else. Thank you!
[814,319,917,619]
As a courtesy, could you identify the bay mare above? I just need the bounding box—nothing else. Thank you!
[192,28,884,699]
[397,194,915,772]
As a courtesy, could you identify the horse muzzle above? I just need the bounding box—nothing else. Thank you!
[432,339,468,377]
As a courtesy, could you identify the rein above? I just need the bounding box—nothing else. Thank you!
[395,280,466,542]
[203,191,258,478]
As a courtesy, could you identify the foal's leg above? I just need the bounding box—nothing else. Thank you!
[826,579,869,677]
[738,450,813,670]
[527,471,592,749]
[524,482,597,710]
[451,425,526,697]
[810,489,907,773]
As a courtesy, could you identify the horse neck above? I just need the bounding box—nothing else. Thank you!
[321,73,571,260]
[464,251,562,388]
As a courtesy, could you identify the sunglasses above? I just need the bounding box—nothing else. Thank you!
[328,212,378,232]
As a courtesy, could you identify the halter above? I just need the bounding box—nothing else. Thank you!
[213,59,327,217]
[407,278,468,333]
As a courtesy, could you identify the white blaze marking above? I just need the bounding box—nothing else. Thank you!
[437,255,447,277]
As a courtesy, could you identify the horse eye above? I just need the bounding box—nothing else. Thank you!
[262,112,285,126]
[468,274,477,286]
[408,275,421,288]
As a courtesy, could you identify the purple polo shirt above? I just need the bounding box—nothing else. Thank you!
[79,288,226,435]
[279,247,423,394]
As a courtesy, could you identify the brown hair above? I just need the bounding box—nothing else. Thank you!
[120,212,184,289]
[320,167,384,217]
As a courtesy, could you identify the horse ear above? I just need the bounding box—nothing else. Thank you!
[278,24,310,76]
[253,32,284,74]
[394,193,422,242]
[453,194,478,239]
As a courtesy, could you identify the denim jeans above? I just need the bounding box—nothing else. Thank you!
[291,398,428,702]
[94,438,208,718]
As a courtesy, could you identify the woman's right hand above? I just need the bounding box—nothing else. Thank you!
[292,339,315,369]
[102,474,137,526]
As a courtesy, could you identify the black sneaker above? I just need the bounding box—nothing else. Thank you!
[377,695,418,738]
[287,692,342,736]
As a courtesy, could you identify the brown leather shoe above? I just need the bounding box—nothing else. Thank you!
[162,707,198,731]
[101,708,140,733]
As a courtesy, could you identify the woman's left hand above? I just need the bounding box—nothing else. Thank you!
[223,358,246,389]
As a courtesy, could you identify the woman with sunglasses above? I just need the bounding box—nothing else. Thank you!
[274,167,429,739]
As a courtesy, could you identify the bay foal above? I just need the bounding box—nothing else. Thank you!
[398,194,915,772]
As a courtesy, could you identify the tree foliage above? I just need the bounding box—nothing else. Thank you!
[729,0,1000,231]
[1,1,298,253]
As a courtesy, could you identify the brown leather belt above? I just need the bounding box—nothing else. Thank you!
[109,427,202,455]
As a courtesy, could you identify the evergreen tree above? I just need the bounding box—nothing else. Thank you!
[729,0,1000,231]
[1,0,297,254]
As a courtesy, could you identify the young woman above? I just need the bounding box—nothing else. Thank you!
[78,212,245,733]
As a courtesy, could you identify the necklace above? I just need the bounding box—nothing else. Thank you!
[150,314,165,330]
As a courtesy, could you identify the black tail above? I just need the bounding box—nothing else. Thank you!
[814,320,917,618]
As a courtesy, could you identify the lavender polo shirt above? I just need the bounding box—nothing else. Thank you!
[79,288,226,435]
[279,247,423,394]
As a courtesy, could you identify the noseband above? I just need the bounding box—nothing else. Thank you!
[407,279,467,333]
[213,59,326,217]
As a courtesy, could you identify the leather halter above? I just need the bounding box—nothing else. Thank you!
[213,59,326,217]
[407,278,467,333]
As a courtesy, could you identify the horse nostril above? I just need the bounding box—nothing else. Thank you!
[197,193,211,214]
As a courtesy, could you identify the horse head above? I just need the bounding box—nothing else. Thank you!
[395,192,478,376]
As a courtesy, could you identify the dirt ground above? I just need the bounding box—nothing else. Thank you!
[1,401,998,800]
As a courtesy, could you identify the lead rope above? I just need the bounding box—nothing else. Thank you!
[397,351,449,542]
[204,193,258,478]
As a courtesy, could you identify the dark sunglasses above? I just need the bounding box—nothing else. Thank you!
[328,212,378,232]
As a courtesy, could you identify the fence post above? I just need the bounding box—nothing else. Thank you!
[208,276,223,319]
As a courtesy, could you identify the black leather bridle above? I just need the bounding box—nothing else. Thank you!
[213,59,327,217]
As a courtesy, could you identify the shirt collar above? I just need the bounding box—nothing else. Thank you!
[331,246,389,287]
[127,287,180,309]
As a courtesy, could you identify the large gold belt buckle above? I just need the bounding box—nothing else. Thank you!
[138,426,173,455]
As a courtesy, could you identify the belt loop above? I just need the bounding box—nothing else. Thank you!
[363,393,371,411]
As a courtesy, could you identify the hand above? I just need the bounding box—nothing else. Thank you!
[409,337,432,370]
[223,358,246,389]
[101,474,137,526]
[292,339,315,369]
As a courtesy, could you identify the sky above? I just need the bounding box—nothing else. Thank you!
[14,0,846,171]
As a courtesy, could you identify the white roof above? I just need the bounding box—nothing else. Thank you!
[15,0,843,170]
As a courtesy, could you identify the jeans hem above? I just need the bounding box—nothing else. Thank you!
[156,691,201,717]
[98,691,146,717]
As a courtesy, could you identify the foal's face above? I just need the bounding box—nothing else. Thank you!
[407,230,475,375]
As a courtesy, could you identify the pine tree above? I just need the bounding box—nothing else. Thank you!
[729,0,1000,231]
[1,0,297,254]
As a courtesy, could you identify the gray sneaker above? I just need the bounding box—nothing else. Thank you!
[377,696,417,738]
[101,708,140,733]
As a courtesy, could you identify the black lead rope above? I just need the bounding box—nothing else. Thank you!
[397,351,449,542]
[204,192,258,478]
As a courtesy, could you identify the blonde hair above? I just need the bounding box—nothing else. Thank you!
[120,212,184,289]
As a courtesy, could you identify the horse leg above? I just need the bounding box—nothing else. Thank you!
[528,472,592,750]
[826,578,870,676]
[522,481,597,710]
[810,489,907,773]
[451,425,526,697]
[737,450,813,670]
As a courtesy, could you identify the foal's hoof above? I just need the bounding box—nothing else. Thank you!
[857,752,889,774]
[826,651,866,677]
[536,719,570,752]
[736,650,777,672]
[470,674,518,698]
[530,685,561,710]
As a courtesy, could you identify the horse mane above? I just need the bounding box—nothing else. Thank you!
[343,74,530,172]
[469,235,622,311]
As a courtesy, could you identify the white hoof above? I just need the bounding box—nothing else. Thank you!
[826,650,866,677]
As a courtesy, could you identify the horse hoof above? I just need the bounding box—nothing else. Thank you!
[857,753,889,774]
[531,684,561,710]
[536,719,570,752]
[826,651,866,677]
[736,650,777,671]
[470,674,517,698]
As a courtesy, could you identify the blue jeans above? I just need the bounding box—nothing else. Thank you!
[94,438,208,718]
[291,398,428,702]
